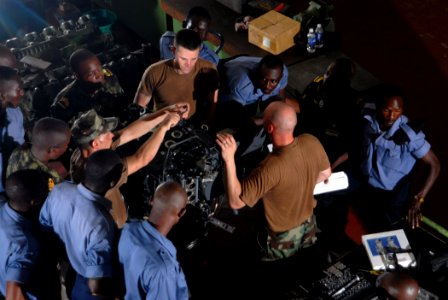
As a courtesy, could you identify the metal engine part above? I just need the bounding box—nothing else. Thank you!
[145,121,222,213]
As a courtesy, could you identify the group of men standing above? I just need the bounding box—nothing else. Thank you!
[0,4,441,300]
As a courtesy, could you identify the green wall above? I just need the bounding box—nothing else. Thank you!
[95,0,166,46]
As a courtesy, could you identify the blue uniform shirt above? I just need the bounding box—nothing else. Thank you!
[1,107,25,193]
[221,56,289,106]
[5,107,25,145]
[39,182,115,278]
[0,202,39,299]
[119,220,189,300]
[0,155,3,193]
[159,31,220,66]
[362,115,431,190]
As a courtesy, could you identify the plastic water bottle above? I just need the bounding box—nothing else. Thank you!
[315,23,324,48]
[306,28,316,54]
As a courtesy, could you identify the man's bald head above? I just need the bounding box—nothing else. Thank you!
[153,181,188,214]
[147,181,188,236]
[263,101,297,133]
[377,272,420,300]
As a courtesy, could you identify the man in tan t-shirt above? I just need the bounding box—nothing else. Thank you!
[217,101,331,261]
[70,105,186,228]
[133,29,219,126]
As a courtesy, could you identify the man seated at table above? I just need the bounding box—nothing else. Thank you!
[159,6,220,66]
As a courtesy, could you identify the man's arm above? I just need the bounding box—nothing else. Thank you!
[416,149,440,198]
[125,113,180,176]
[118,103,189,146]
[331,152,349,170]
[316,167,332,184]
[408,149,441,228]
[87,278,115,298]
[6,281,26,300]
[133,90,151,109]
[133,67,154,110]
[204,89,219,127]
[216,133,246,209]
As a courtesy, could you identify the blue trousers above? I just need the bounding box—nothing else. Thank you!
[71,274,104,300]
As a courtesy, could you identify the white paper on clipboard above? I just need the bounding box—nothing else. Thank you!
[313,171,349,195]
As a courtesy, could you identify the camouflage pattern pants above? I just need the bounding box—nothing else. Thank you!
[263,215,317,261]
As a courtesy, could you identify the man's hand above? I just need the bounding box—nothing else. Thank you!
[216,133,237,162]
[408,195,424,229]
[160,112,181,131]
[48,161,69,178]
[164,102,190,119]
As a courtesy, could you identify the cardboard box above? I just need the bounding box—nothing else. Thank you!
[248,10,300,55]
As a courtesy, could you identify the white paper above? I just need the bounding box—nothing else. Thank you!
[313,171,349,195]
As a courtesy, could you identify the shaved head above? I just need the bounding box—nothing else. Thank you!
[377,272,420,300]
[264,101,297,133]
[147,181,189,235]
[153,181,188,214]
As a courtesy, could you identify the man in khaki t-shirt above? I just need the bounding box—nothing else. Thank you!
[134,29,219,126]
[217,102,331,260]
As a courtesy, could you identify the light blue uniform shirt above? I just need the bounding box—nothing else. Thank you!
[39,182,115,278]
[1,107,25,193]
[159,31,220,66]
[0,157,3,193]
[362,115,431,190]
[0,202,39,299]
[221,56,288,105]
[5,107,25,145]
[119,220,189,300]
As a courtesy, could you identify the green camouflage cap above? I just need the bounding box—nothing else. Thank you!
[71,109,118,145]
